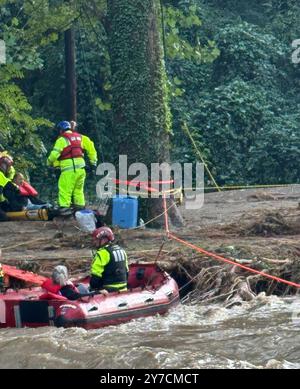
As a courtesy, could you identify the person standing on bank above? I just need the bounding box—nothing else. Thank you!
[47,121,98,214]
[42,265,94,301]
[90,227,129,292]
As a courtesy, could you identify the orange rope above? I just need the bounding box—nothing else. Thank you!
[168,233,300,289]
[162,198,300,289]
[163,194,169,236]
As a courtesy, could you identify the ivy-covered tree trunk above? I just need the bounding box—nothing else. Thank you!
[108,0,183,227]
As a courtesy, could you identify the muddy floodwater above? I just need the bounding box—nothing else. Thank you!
[0,295,300,369]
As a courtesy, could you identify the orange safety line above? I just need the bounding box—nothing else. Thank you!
[168,233,300,289]
[113,179,176,193]
[115,180,158,193]
[162,197,300,289]
[163,195,169,236]
[114,179,174,186]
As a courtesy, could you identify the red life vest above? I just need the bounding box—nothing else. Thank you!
[19,181,38,197]
[59,132,84,161]
[42,278,80,295]
[42,279,61,295]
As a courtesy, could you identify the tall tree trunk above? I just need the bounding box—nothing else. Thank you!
[108,0,183,228]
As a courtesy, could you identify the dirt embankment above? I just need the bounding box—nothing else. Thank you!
[0,185,300,305]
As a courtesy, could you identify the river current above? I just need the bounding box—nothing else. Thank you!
[0,294,300,369]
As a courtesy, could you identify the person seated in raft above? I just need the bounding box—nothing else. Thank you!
[0,155,27,221]
[42,265,93,301]
[90,227,129,293]
[43,265,108,300]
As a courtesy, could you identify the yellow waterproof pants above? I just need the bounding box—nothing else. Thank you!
[58,168,86,208]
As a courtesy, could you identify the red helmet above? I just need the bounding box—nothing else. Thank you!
[0,156,14,173]
[92,227,115,246]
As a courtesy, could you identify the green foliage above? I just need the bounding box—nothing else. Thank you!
[76,6,112,159]
[95,97,111,111]
[170,1,300,185]
[191,80,298,183]
[1,0,300,194]
[1,0,78,71]
[164,3,219,62]
[162,0,220,167]
[246,116,300,184]
[0,0,77,171]
[213,22,287,86]
[0,65,51,171]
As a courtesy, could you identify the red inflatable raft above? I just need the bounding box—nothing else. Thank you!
[0,263,179,330]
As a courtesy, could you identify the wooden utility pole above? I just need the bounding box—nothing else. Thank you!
[65,27,77,121]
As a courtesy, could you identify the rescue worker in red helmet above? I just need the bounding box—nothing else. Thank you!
[0,151,15,180]
[90,227,129,292]
[47,121,98,215]
[0,155,26,221]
